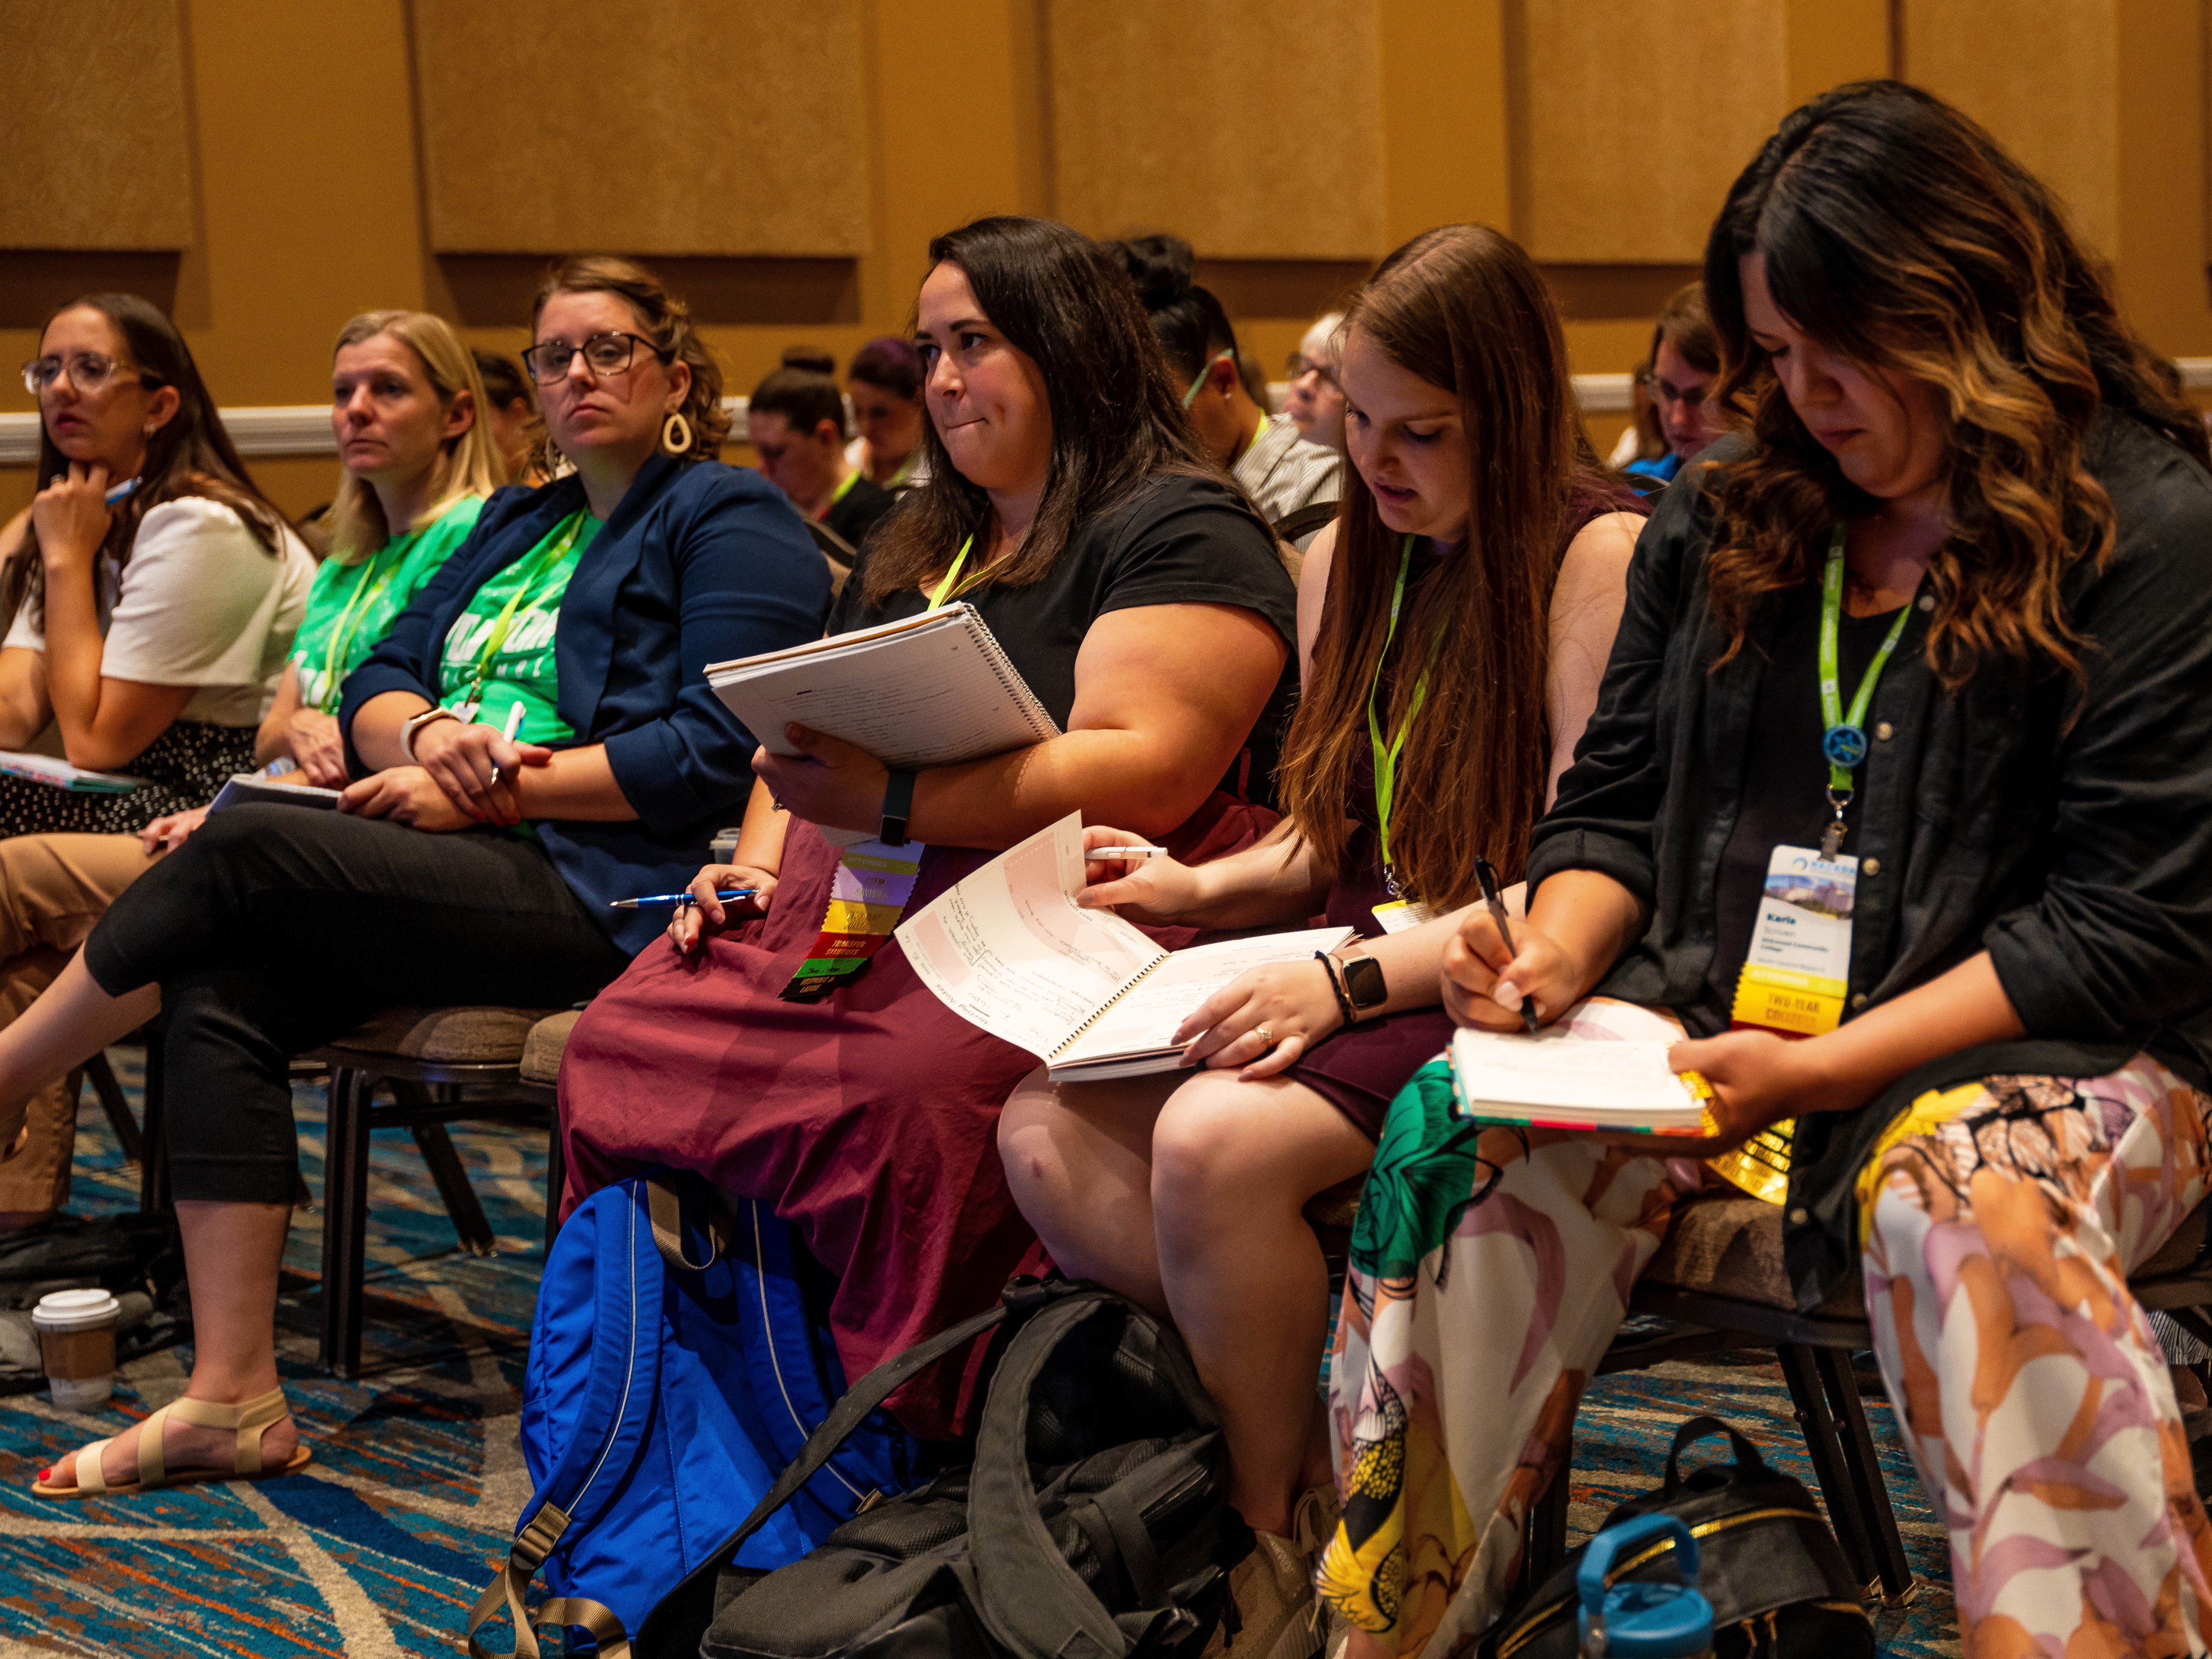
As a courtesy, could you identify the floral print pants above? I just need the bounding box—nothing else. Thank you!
[1320,1020,2212,1659]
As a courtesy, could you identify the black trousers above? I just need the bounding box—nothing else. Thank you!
[83,804,631,1204]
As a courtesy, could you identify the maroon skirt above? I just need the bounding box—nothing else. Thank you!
[557,794,1273,1439]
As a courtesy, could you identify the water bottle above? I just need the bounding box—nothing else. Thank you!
[1577,1512,1715,1658]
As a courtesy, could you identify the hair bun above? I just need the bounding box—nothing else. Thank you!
[1108,234,1195,311]
[780,346,836,375]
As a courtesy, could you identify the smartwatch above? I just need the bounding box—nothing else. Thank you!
[401,705,459,762]
[1341,955,1387,1017]
[880,769,917,847]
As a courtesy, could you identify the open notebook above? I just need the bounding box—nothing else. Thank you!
[1449,1016,1714,1135]
[900,813,1353,1081]
[0,752,140,794]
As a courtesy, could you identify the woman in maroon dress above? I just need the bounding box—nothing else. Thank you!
[997,225,1650,1646]
[556,217,1301,1439]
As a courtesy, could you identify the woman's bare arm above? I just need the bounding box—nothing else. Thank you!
[1543,510,1640,804]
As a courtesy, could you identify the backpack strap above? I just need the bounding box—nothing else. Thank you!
[967,1290,1171,1659]
[467,1176,671,1659]
[634,1295,1010,1655]
[1662,1415,1770,1493]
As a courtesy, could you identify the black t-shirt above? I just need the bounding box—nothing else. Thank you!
[1701,584,1914,1025]
[829,472,1299,804]
[823,474,896,551]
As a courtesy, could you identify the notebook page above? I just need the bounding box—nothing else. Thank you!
[0,752,141,793]
[1449,1026,1706,1127]
[900,813,1165,1059]
[1052,927,1357,1067]
[707,605,1058,770]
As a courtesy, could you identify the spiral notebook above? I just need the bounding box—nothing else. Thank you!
[0,752,140,793]
[1448,1023,1713,1134]
[706,602,1059,772]
[900,813,1353,1080]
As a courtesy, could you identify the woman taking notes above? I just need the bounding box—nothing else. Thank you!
[556,215,1299,1441]
[997,226,1645,1650]
[11,255,825,1497]
[0,294,313,832]
[1329,84,2212,1657]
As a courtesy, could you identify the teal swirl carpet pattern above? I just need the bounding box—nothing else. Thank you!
[0,1055,1963,1654]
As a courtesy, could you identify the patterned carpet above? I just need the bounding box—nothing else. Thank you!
[0,1053,1961,1656]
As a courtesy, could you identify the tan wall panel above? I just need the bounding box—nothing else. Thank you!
[1048,0,1384,258]
[413,0,869,257]
[1903,0,2117,256]
[1379,0,1510,247]
[0,0,192,249]
[1515,0,1786,263]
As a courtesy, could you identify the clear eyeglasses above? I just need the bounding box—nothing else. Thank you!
[21,352,151,396]
[521,332,666,385]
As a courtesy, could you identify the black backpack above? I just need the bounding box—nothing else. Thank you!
[1482,1417,1876,1659]
[0,1213,189,1392]
[638,1276,1253,1659]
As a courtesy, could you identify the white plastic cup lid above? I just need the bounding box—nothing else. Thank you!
[32,1288,121,1330]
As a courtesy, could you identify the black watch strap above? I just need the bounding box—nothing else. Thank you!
[880,769,917,847]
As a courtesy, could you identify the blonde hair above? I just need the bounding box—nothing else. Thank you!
[327,311,505,565]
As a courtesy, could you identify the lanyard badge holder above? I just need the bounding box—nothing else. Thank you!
[1367,535,1443,909]
[1717,528,1918,1201]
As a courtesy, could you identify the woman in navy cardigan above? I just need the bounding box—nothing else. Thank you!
[21,257,828,1499]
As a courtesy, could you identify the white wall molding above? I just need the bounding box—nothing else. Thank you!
[2,364,2196,465]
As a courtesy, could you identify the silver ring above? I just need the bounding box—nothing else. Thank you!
[1253,1025,1276,1048]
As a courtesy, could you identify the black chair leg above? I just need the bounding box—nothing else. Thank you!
[319,1068,374,1379]
[81,1050,142,1163]
[1518,1443,1573,1596]
[408,1122,495,1256]
[1777,1343,1879,1593]
[138,1035,170,1215]
[1813,1346,1917,1605]
[544,1110,566,1254]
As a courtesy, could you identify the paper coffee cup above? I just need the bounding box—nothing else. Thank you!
[33,1289,119,1410]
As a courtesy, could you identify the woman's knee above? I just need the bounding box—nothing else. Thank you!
[1150,1072,1283,1223]
[997,1070,1075,1215]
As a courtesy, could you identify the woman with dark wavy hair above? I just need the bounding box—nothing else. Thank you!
[1322,82,2212,1656]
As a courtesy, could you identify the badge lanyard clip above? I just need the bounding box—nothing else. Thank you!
[1816,526,1915,857]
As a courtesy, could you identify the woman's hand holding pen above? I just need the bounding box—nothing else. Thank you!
[752,724,885,834]
[668,863,778,954]
[1074,825,1200,926]
[411,713,550,826]
[29,462,115,571]
[1443,910,1586,1032]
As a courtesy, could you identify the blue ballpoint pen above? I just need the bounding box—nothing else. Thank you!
[607,888,757,911]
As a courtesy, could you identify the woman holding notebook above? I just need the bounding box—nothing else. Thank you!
[13,256,825,1497]
[554,215,1300,1444]
[1331,85,2212,1658]
[0,309,501,1229]
[996,225,1648,1645]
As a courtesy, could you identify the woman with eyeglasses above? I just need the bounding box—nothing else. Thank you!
[13,256,827,1498]
[1112,235,1344,541]
[1286,311,1349,452]
[1620,282,1726,485]
[0,295,315,836]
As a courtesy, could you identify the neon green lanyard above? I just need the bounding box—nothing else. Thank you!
[820,468,861,519]
[458,511,588,714]
[1816,524,1916,853]
[1366,534,1444,889]
[317,541,405,713]
[929,535,1009,608]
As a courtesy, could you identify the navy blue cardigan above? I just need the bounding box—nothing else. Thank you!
[340,455,829,953]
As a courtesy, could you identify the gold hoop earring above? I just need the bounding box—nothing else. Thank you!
[662,411,694,454]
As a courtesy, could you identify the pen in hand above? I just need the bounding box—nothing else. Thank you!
[608,889,758,911]
[1475,856,1540,1036]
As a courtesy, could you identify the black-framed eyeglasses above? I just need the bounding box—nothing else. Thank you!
[21,352,158,397]
[1649,375,1712,409]
[521,331,668,386]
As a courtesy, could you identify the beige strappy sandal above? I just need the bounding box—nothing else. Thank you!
[30,1384,311,1499]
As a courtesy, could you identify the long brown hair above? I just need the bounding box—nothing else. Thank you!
[859,216,1218,605]
[9,294,284,631]
[327,310,506,564]
[529,256,729,474]
[1276,226,1605,901]
[1703,80,2207,685]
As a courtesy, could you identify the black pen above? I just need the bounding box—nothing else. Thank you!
[1474,857,1539,1035]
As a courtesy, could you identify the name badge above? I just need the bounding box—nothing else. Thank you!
[1730,844,1855,1038]
[1371,898,1434,935]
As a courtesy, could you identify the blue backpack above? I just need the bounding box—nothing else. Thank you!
[467,1173,920,1659]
